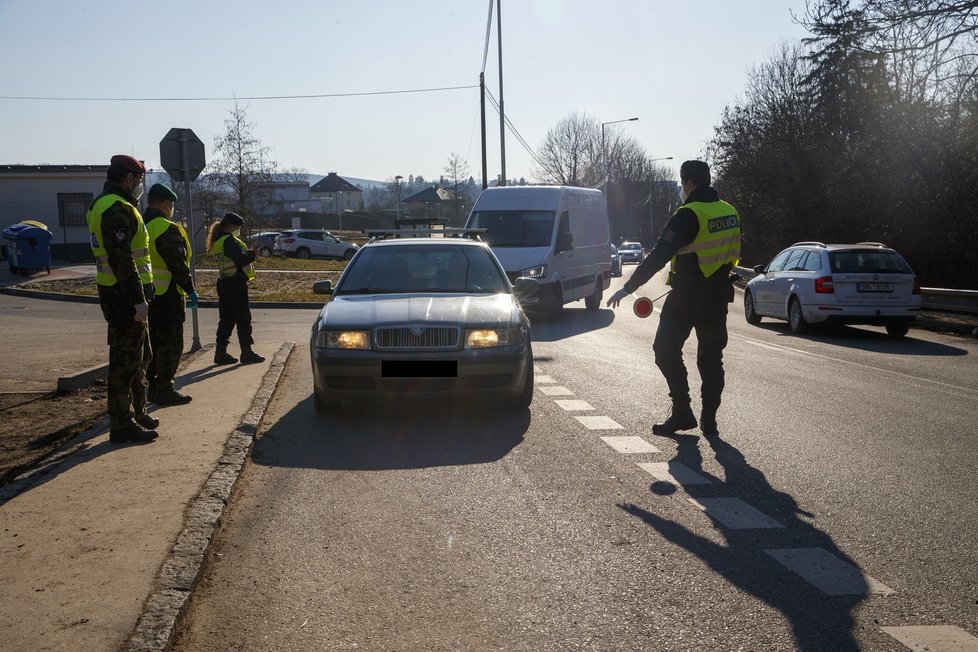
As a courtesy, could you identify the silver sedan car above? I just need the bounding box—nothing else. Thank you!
[309,232,536,411]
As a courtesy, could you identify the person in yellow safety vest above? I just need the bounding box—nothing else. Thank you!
[607,160,741,437]
[144,183,198,406]
[86,154,159,444]
[205,212,264,365]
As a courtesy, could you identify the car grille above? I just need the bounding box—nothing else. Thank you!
[375,326,460,350]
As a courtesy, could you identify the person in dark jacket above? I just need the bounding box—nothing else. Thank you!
[607,160,741,437]
[85,155,158,443]
[145,183,198,405]
[206,212,265,365]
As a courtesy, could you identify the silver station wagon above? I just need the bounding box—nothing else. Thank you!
[309,230,536,411]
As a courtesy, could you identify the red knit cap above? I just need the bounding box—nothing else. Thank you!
[109,154,146,175]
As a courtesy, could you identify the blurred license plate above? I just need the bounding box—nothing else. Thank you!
[382,360,457,378]
[857,282,892,292]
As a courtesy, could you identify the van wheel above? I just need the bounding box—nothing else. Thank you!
[585,279,602,311]
[788,297,808,334]
[885,323,910,338]
[296,247,311,260]
[546,287,564,316]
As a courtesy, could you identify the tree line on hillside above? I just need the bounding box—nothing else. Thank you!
[707,0,978,286]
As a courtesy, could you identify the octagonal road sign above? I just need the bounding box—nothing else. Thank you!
[160,128,206,182]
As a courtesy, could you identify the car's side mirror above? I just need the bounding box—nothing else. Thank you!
[555,232,574,254]
[753,264,767,275]
[513,277,539,298]
[313,280,333,295]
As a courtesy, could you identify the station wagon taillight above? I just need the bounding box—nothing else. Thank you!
[815,276,835,293]
[281,238,295,244]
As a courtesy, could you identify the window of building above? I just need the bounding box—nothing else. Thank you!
[58,193,93,227]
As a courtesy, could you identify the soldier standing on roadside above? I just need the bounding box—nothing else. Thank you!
[145,183,199,405]
[86,155,159,444]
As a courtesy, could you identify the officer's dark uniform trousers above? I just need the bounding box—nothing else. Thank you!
[98,286,152,427]
[146,285,185,391]
[216,274,254,349]
[652,273,730,415]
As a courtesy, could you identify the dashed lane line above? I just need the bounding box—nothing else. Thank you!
[538,385,574,396]
[601,436,661,454]
[536,374,557,384]
[574,415,624,430]
[764,548,895,596]
[636,461,713,486]
[687,497,784,529]
[554,399,594,411]
[882,625,978,651]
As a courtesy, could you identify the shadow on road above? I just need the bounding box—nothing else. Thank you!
[620,433,868,651]
[251,397,530,471]
[749,322,968,356]
[529,307,615,342]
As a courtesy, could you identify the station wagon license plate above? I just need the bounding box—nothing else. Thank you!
[382,360,457,378]
[857,282,892,292]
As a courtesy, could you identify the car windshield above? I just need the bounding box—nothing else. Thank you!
[335,244,510,295]
[467,210,554,247]
[621,243,641,250]
[829,250,912,274]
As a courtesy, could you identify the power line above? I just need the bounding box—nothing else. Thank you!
[484,88,544,171]
[0,85,478,103]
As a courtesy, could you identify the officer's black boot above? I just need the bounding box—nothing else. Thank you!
[154,388,193,405]
[110,420,159,444]
[214,342,238,365]
[651,403,698,435]
[700,410,719,437]
[239,346,265,365]
[135,413,160,429]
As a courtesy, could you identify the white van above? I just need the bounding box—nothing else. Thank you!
[465,186,611,313]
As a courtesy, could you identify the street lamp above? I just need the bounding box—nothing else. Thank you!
[601,117,638,185]
[395,175,403,221]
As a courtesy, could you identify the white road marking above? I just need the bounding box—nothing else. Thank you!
[538,385,574,396]
[743,339,785,352]
[763,548,895,596]
[601,436,660,454]
[688,497,783,529]
[637,462,713,486]
[882,625,978,651]
[734,333,978,401]
[574,416,623,430]
[536,374,557,384]
[554,399,594,411]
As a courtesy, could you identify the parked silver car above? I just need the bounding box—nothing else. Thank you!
[275,229,358,260]
[744,241,921,337]
[619,241,644,265]
[309,230,536,411]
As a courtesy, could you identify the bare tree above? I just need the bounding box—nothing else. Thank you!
[443,153,471,224]
[279,166,310,183]
[210,100,277,232]
[533,112,600,186]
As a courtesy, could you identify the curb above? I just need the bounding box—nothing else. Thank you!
[57,364,109,393]
[126,341,295,651]
[0,286,321,310]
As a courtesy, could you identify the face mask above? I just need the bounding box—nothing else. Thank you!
[129,176,144,201]
[679,186,689,203]
[232,229,241,237]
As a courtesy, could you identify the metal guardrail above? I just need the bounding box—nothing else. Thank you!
[733,266,978,316]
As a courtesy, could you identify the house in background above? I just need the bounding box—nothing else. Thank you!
[0,165,108,261]
[309,172,363,213]
[254,181,313,217]
[401,185,457,222]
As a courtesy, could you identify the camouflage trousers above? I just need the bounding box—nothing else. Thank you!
[147,292,185,392]
[107,321,152,429]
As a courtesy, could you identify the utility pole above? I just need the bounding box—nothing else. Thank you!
[497,0,506,186]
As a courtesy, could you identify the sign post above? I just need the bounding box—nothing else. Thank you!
[160,128,206,351]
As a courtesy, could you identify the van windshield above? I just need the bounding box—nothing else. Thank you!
[467,210,555,247]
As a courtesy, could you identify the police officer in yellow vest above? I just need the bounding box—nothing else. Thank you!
[145,183,198,406]
[205,212,264,365]
[607,160,741,437]
[87,155,159,444]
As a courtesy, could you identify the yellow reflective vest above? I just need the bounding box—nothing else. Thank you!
[669,199,741,282]
[86,193,153,287]
[147,217,192,296]
[210,234,256,281]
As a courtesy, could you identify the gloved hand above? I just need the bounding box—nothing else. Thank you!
[133,301,149,322]
[186,291,199,310]
[606,288,630,309]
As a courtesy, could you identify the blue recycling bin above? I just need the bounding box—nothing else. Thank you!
[3,223,53,275]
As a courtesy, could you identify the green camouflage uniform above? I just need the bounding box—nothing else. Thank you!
[145,207,195,393]
[92,181,154,429]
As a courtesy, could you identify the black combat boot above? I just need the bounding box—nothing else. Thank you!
[700,410,719,437]
[214,342,238,365]
[109,421,158,444]
[239,346,265,365]
[651,405,698,435]
[154,388,193,405]
[135,413,160,429]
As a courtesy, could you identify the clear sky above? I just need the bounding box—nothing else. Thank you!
[0,0,812,184]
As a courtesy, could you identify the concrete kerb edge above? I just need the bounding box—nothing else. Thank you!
[126,340,295,652]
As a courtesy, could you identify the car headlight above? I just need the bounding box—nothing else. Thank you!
[465,328,518,348]
[520,265,546,279]
[317,330,370,349]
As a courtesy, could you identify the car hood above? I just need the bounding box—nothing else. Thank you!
[487,247,550,274]
[317,293,521,327]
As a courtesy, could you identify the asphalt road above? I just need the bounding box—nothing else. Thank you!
[170,270,978,651]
